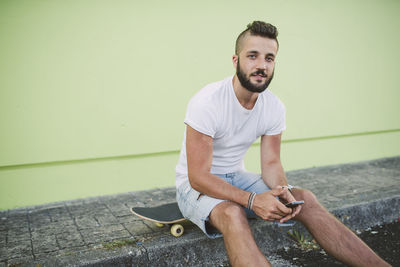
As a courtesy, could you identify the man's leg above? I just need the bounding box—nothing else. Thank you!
[209,201,270,267]
[292,188,391,267]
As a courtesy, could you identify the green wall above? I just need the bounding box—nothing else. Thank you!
[1,0,399,210]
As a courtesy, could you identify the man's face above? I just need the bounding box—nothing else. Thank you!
[234,35,278,93]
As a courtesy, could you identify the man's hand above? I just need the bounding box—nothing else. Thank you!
[277,186,302,222]
[252,186,302,223]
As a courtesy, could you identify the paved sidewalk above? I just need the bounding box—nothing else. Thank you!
[0,156,399,266]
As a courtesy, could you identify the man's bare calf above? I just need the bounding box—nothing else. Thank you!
[292,188,390,267]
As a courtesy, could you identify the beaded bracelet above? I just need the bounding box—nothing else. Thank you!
[248,192,257,210]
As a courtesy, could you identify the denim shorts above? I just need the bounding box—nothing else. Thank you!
[176,170,271,238]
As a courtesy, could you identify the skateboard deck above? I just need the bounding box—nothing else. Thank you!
[130,202,186,237]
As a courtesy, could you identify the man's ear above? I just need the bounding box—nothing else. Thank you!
[232,55,238,69]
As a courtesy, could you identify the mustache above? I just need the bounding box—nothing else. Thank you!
[251,70,267,77]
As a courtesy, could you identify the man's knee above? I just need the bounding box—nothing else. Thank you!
[211,201,246,221]
[209,202,247,233]
[293,188,323,218]
[294,188,318,206]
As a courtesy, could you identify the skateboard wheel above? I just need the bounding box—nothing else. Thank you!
[171,224,184,237]
[155,222,164,228]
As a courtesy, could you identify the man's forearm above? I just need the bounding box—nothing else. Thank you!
[261,161,288,189]
[188,172,251,208]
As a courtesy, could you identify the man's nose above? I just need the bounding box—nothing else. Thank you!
[256,59,267,70]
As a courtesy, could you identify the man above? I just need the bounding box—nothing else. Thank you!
[175,21,390,266]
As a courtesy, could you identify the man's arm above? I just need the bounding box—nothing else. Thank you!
[260,133,302,220]
[186,125,251,206]
[260,134,287,188]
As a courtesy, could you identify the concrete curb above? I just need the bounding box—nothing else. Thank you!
[1,156,399,266]
[32,195,399,266]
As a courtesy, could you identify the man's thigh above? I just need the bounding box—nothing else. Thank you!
[233,170,271,193]
[176,180,226,238]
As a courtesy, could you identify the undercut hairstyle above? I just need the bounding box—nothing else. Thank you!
[235,21,279,55]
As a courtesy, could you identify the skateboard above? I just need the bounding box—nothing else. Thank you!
[130,202,186,237]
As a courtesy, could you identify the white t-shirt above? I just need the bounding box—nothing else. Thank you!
[175,76,286,188]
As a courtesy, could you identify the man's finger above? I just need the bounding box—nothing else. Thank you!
[271,207,288,217]
[271,186,287,197]
[276,201,292,215]
[293,205,302,216]
[279,213,293,223]
[264,213,283,221]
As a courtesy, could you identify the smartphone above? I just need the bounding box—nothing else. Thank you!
[285,200,304,208]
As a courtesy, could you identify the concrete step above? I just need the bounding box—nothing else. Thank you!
[1,156,399,266]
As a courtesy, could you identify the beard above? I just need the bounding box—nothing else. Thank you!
[236,59,274,93]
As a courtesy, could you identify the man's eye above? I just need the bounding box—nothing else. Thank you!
[248,55,256,59]
[266,57,274,62]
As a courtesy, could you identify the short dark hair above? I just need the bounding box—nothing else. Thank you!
[235,21,279,55]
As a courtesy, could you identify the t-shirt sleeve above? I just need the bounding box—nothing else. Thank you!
[184,96,218,138]
[264,97,286,136]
